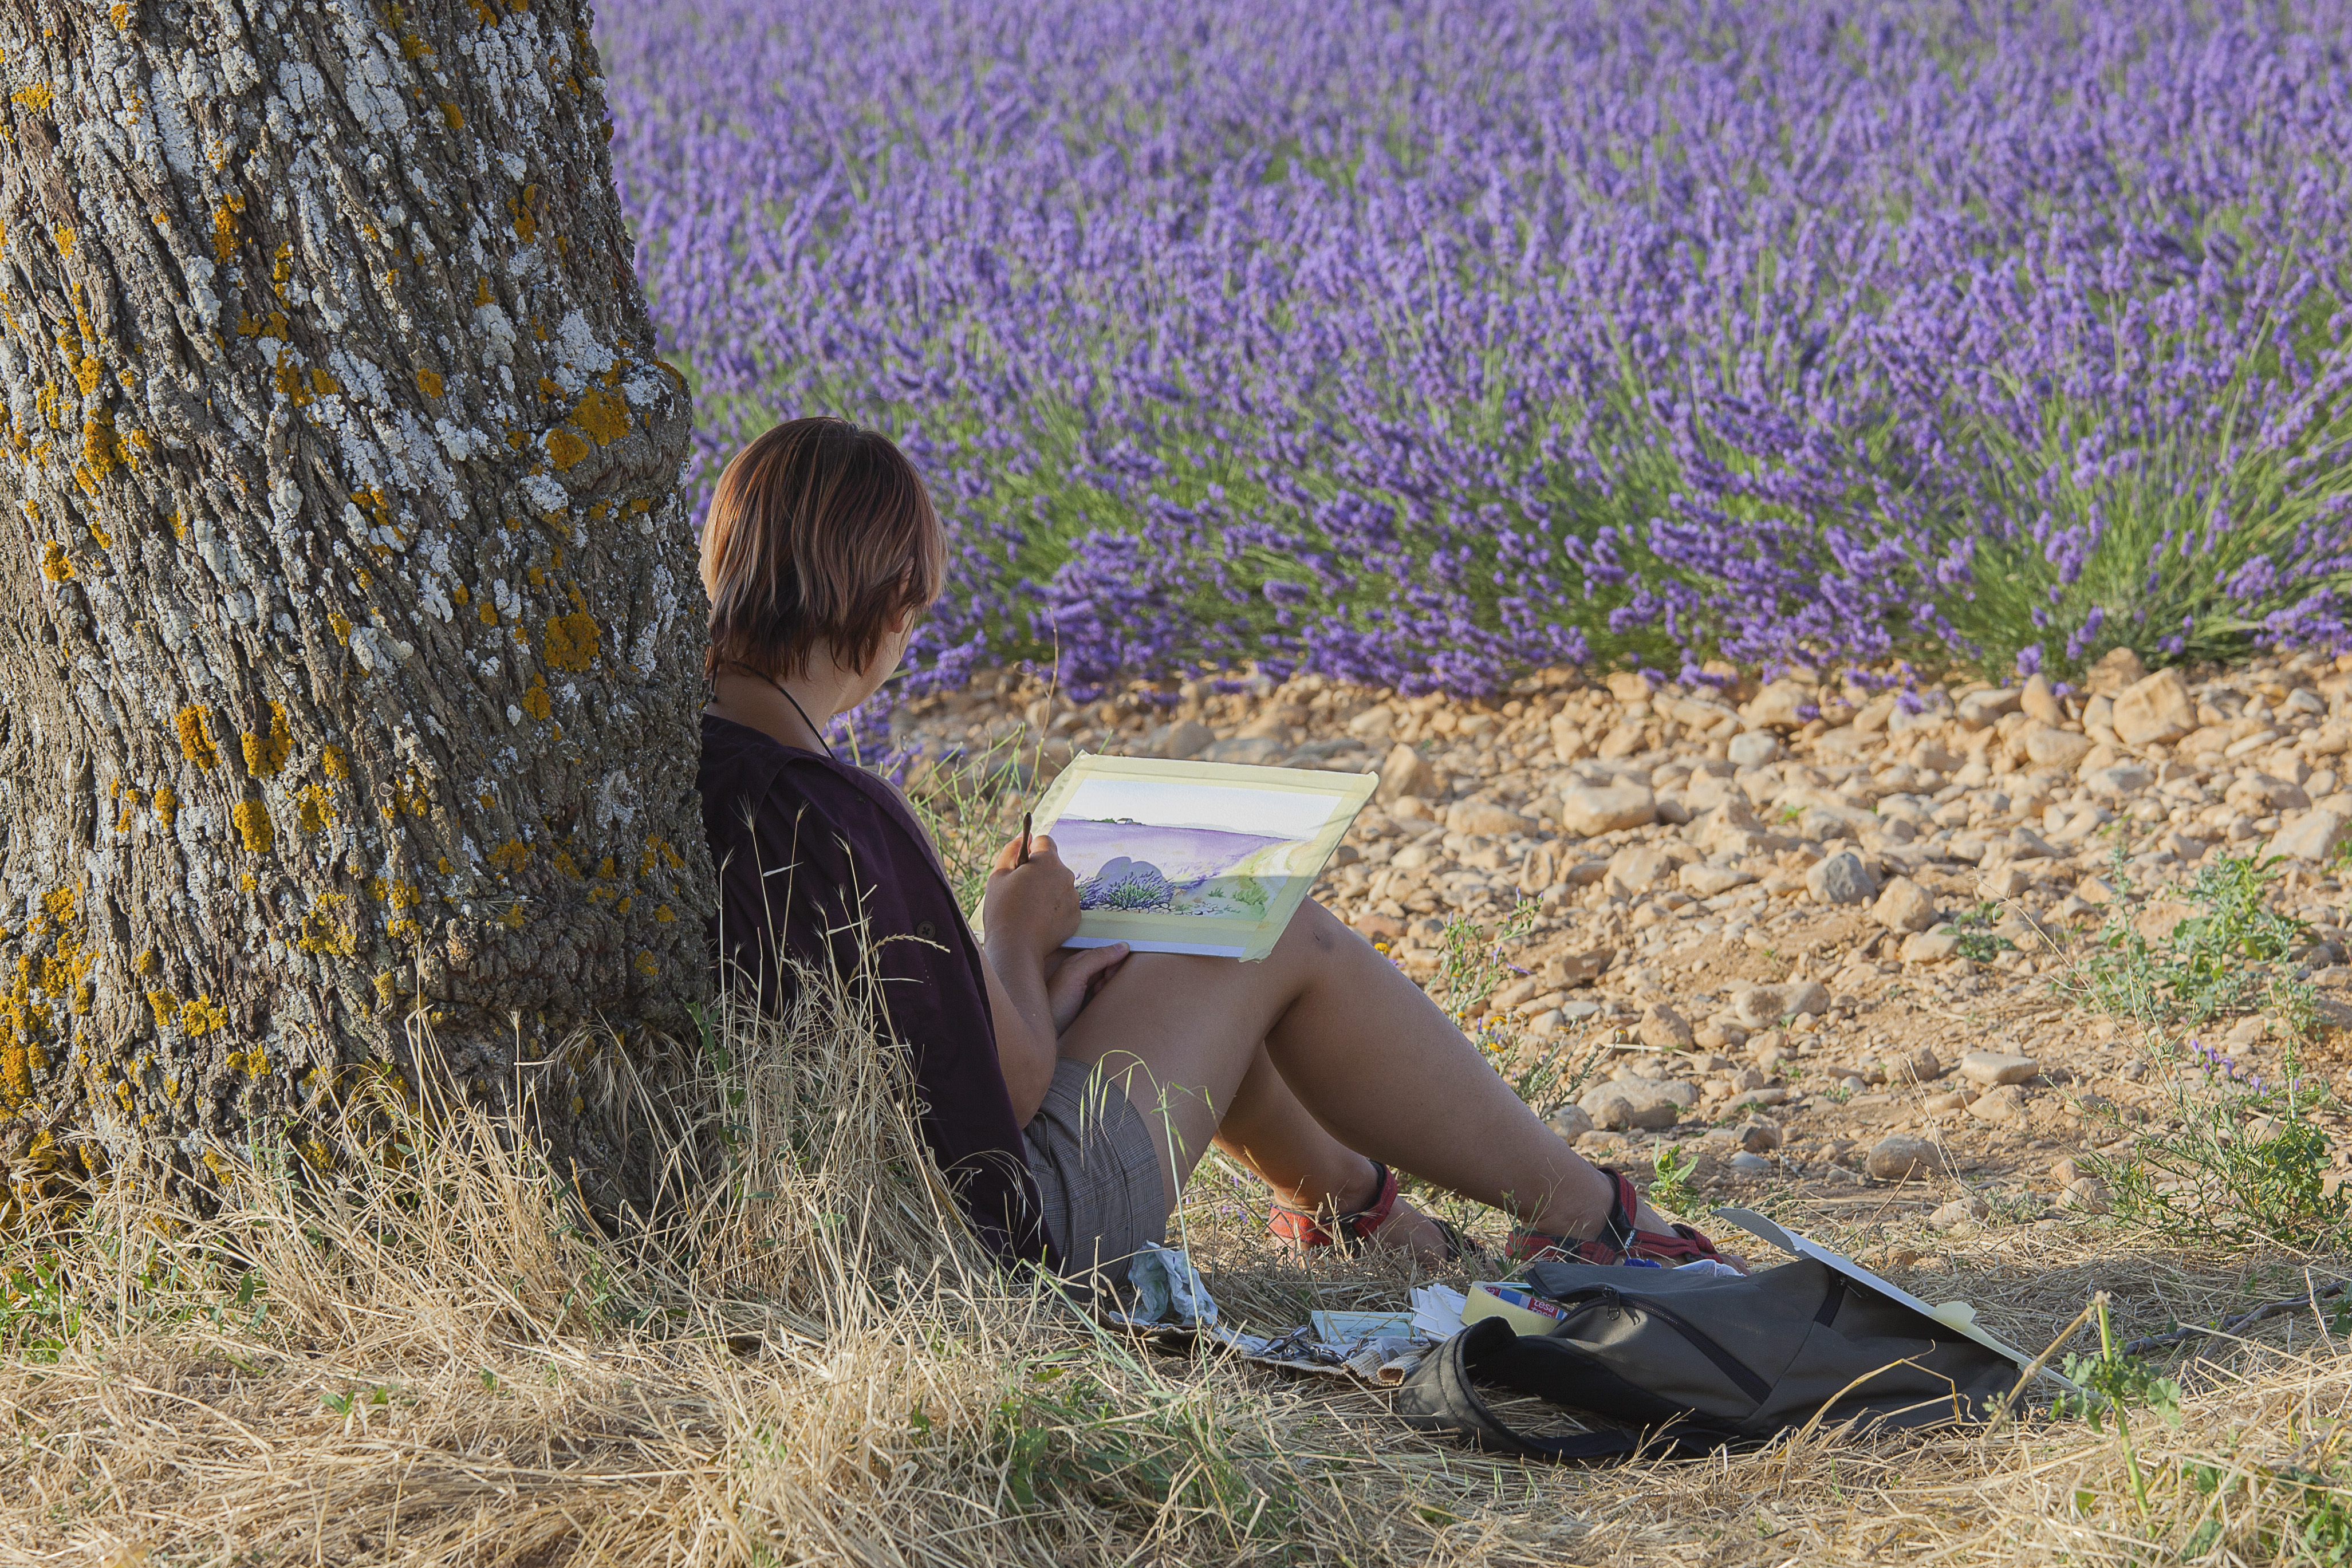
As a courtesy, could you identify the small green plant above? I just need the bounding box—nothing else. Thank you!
[988,1364,1275,1535]
[1943,900,2016,963]
[0,1254,77,1363]
[2052,1295,2181,1520]
[1432,902,1541,1029]
[2088,1034,2349,1248]
[1649,1144,1700,1215]
[2054,1300,2184,1435]
[2077,853,2316,1030]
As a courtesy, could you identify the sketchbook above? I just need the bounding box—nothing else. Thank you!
[976,754,1377,962]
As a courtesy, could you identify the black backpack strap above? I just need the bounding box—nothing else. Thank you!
[1396,1317,1740,1463]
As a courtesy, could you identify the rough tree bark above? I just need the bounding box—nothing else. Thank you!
[0,0,711,1205]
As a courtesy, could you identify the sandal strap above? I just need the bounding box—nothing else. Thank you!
[1503,1169,1725,1267]
[1269,1161,1398,1254]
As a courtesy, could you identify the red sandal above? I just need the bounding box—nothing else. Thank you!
[1270,1161,1466,1259]
[1503,1169,1726,1268]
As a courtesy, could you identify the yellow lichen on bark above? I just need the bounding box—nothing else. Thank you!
[40,541,74,580]
[321,744,349,780]
[230,799,273,853]
[241,700,292,774]
[295,894,354,956]
[543,610,599,671]
[415,366,444,398]
[546,428,589,470]
[175,706,220,767]
[211,194,244,261]
[293,783,333,834]
[572,385,630,445]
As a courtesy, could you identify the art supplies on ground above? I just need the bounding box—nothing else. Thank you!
[977,755,1376,960]
[1103,1211,2054,1455]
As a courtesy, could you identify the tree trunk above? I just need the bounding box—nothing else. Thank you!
[0,0,710,1206]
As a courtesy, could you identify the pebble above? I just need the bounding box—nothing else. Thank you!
[1578,1078,1688,1130]
[1902,928,1961,963]
[1977,865,2031,901]
[1865,1133,1945,1181]
[1554,782,1657,836]
[1158,719,1215,759]
[1959,1051,2040,1086]
[1885,1046,1945,1084]
[1376,743,1435,802]
[1806,849,1881,905]
[1450,799,1534,837]
[1606,844,1676,897]
[2061,1176,2113,1214]
[1873,874,1937,932]
[1968,1084,2028,1123]
[1637,1002,1695,1050]
[2111,668,2197,746]
[2083,761,2154,798]
[1546,1105,1595,1142]
[1733,980,1832,1029]
[1680,863,1754,896]
[1929,1196,1989,1230]
[2271,806,2348,864]
[899,649,2352,1254]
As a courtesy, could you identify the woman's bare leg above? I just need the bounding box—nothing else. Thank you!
[1206,1043,1452,1252]
[1057,900,1632,1242]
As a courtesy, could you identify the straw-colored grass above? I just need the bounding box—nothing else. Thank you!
[7,968,2352,1565]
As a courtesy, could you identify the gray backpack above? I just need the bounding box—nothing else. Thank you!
[1396,1256,2023,1461]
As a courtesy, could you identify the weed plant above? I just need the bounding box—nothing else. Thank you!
[2087,1034,2348,1250]
[2077,853,2317,1031]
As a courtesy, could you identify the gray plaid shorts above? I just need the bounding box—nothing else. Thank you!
[1023,1055,1169,1281]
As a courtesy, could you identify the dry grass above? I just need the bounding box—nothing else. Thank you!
[8,977,2352,1564]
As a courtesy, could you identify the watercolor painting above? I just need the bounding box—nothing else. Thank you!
[979,758,1377,960]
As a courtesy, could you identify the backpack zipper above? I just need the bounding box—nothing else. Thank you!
[1552,1285,1773,1405]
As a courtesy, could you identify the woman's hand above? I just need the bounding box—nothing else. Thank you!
[1044,943,1129,1034]
[980,832,1081,959]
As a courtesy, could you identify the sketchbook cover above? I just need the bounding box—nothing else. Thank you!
[974,754,1377,962]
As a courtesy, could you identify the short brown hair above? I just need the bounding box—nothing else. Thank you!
[700,417,945,682]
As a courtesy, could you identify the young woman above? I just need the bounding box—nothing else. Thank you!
[697,416,1736,1280]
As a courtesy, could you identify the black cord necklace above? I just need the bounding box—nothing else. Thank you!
[728,660,836,762]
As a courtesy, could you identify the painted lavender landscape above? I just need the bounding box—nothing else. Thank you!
[1024,763,1375,954]
[1057,820,1299,919]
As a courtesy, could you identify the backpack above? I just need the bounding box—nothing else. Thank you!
[1395,1255,2023,1461]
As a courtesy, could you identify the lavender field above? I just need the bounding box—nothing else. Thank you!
[604,1,2352,702]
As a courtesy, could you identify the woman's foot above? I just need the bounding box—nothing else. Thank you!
[1369,1193,1461,1265]
[1268,1159,1463,1266]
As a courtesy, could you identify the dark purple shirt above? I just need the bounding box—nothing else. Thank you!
[698,713,1057,1271]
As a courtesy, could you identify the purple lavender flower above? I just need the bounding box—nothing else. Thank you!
[601,0,2352,729]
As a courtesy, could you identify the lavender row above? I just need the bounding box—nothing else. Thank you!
[601,0,2352,702]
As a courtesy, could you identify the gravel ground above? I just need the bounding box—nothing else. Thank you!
[893,647,2352,1235]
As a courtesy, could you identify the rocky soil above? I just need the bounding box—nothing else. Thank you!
[893,648,2352,1231]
